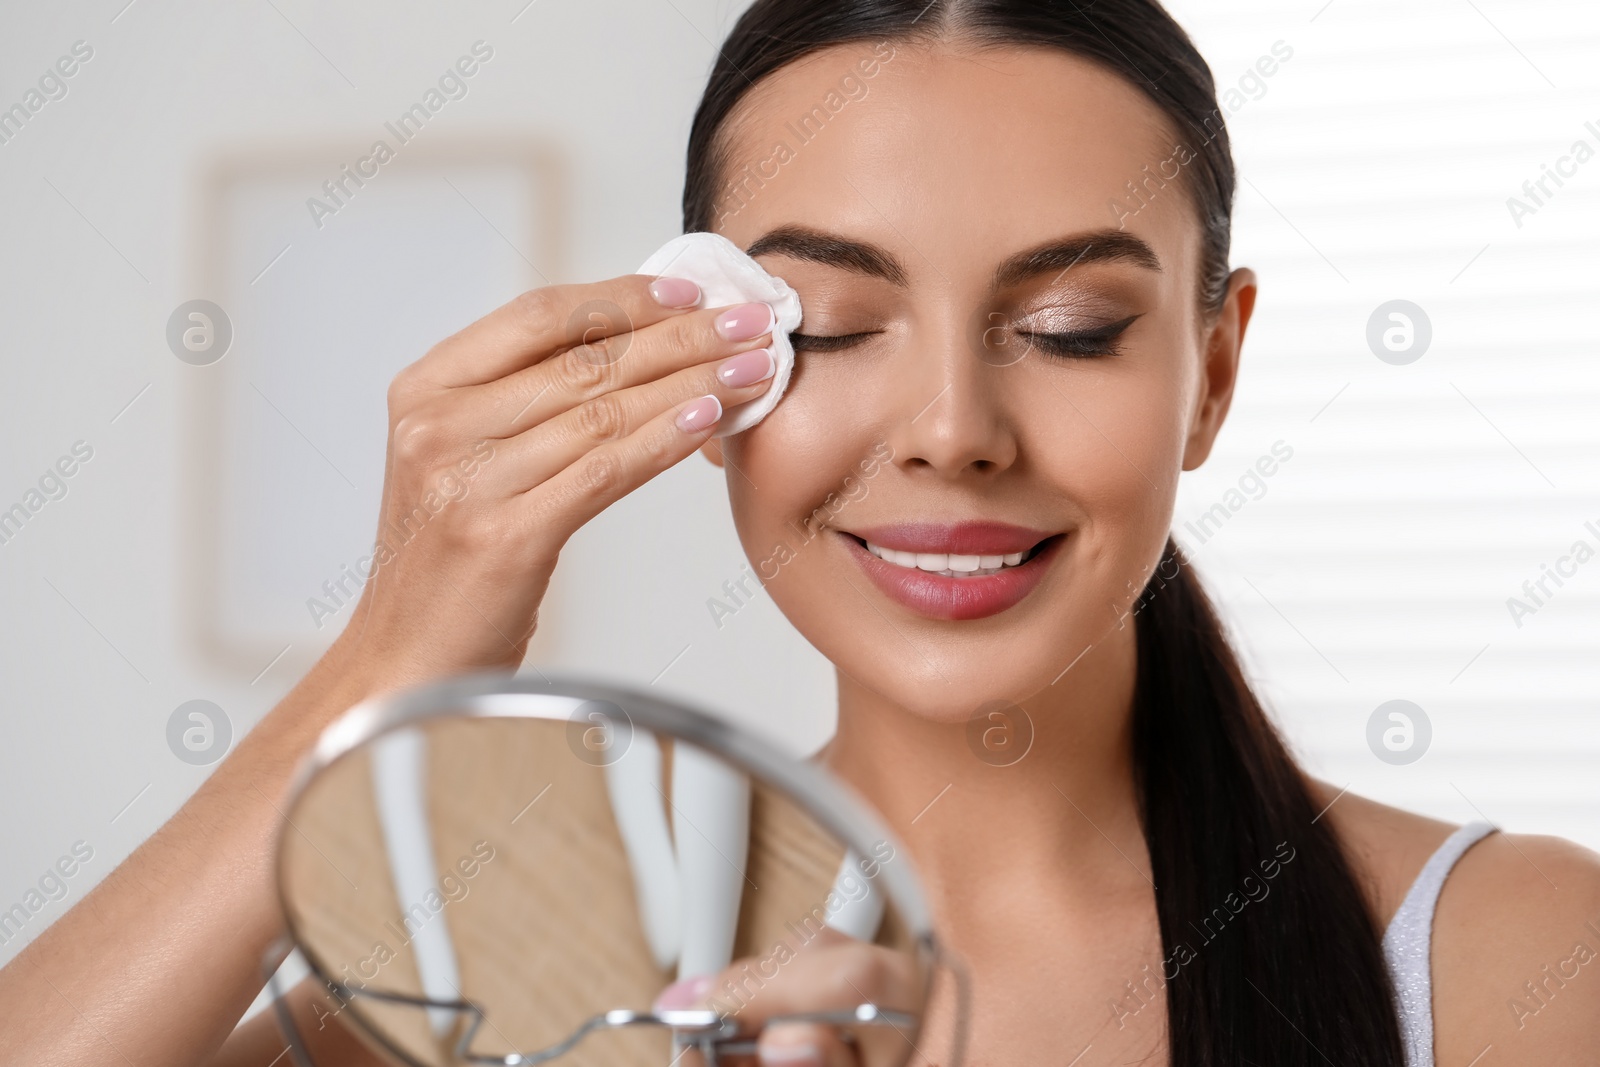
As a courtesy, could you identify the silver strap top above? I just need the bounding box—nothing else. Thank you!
[1381,820,1497,1067]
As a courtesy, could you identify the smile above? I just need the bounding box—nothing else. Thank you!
[860,540,1042,577]
[835,522,1065,621]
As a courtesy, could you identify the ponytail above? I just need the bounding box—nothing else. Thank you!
[1133,540,1403,1063]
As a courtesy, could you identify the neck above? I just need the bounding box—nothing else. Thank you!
[819,624,1147,932]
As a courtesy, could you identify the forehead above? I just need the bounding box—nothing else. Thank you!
[712,40,1199,276]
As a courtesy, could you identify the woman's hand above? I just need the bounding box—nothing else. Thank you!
[0,274,783,1067]
[335,274,781,681]
[655,927,926,1067]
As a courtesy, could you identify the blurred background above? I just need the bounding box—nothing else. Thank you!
[2,0,1596,997]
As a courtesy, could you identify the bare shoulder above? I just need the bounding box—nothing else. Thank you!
[1306,777,1600,1061]
[1431,829,1600,1063]
[1303,777,1458,927]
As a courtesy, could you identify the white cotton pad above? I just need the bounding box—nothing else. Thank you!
[637,231,804,437]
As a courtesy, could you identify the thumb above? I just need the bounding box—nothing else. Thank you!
[759,1020,858,1066]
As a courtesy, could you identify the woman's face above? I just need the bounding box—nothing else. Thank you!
[701,40,1249,722]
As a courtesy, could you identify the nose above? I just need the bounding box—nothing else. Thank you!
[882,314,1019,479]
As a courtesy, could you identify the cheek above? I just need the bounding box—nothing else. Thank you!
[722,407,883,566]
[732,344,891,488]
[1020,359,1188,515]
[1013,356,1191,612]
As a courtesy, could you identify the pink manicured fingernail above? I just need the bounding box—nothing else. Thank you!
[649,277,700,308]
[675,395,722,434]
[652,974,712,1010]
[717,348,775,387]
[714,302,775,342]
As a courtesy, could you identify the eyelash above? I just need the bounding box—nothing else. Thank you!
[1017,314,1141,360]
[788,330,882,352]
[788,315,1140,359]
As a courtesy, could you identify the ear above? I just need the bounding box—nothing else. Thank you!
[697,436,726,468]
[1182,267,1257,471]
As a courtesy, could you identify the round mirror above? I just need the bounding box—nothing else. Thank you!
[272,673,965,1067]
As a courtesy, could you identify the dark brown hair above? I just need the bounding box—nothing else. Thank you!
[682,2,1405,1063]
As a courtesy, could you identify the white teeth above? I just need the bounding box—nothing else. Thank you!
[861,539,1034,576]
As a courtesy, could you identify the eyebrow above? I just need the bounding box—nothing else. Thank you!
[744,225,1161,290]
[745,226,909,286]
[993,230,1164,289]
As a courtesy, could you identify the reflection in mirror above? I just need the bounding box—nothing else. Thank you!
[276,699,948,1067]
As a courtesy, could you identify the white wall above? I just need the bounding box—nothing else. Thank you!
[2,0,1595,973]
[0,0,838,968]
[1161,0,1600,847]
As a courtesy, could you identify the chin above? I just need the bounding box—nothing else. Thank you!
[827,625,1094,725]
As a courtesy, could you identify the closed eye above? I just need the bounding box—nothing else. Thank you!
[789,330,882,353]
[790,315,1139,357]
[1016,314,1141,359]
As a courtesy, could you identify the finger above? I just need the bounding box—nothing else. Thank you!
[455,299,778,442]
[509,389,727,559]
[760,1021,858,1067]
[408,274,706,390]
[481,346,777,495]
[697,939,922,1030]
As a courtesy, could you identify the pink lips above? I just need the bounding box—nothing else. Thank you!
[838,522,1063,621]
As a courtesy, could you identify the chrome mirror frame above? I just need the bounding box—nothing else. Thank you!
[264,670,970,1067]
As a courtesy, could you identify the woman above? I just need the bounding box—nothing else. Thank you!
[4,1,1597,1064]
